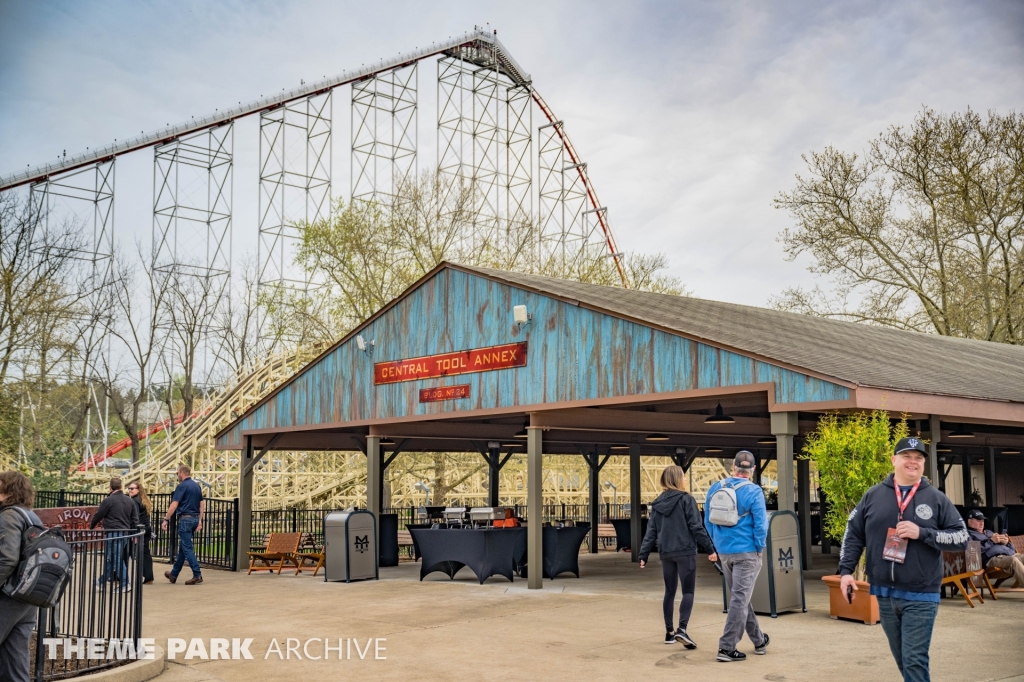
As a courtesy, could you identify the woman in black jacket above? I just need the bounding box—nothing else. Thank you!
[639,465,716,647]
[128,480,154,584]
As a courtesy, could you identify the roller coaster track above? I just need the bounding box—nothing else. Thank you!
[75,347,319,494]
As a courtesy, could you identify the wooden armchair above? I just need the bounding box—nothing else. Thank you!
[985,534,1024,593]
[293,532,325,576]
[247,532,302,575]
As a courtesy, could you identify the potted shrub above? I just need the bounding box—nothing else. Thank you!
[802,410,909,624]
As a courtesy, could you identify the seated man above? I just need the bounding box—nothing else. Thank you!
[966,509,1024,587]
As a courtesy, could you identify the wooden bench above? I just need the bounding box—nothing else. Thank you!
[248,532,302,575]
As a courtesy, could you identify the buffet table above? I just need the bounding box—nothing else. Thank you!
[409,527,527,584]
[517,525,591,580]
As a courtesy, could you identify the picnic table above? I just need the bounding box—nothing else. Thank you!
[409,527,526,584]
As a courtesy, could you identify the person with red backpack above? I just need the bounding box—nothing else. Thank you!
[0,471,40,682]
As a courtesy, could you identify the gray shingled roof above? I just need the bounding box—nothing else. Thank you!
[454,264,1024,404]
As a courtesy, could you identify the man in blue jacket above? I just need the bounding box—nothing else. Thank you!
[839,437,967,682]
[704,451,769,663]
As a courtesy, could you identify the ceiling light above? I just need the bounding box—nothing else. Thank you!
[646,433,669,442]
[705,403,735,424]
[514,427,528,438]
[502,442,522,448]
[609,444,630,451]
[947,424,974,438]
[705,447,723,454]
[1002,449,1020,455]
[937,447,952,453]
[757,437,776,445]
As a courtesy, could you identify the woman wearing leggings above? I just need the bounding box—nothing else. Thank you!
[639,465,717,646]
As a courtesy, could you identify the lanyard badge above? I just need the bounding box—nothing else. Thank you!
[884,481,920,564]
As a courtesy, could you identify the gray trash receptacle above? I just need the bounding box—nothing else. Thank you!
[721,510,806,617]
[324,510,378,582]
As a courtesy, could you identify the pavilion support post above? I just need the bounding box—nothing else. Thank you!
[629,444,642,563]
[488,444,501,507]
[235,436,254,571]
[527,426,543,589]
[797,458,812,570]
[961,453,974,508]
[587,451,600,554]
[927,415,941,487]
[366,436,382,529]
[771,412,798,512]
[985,447,997,511]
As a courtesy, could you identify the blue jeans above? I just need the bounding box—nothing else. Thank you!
[877,596,938,682]
[102,531,129,584]
[171,516,201,578]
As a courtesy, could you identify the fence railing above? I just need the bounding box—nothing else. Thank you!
[32,527,145,681]
[151,495,237,571]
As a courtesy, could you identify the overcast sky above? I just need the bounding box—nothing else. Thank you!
[2,1,1023,305]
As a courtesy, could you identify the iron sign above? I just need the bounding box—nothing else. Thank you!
[374,342,528,385]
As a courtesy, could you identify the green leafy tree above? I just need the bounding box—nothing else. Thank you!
[801,410,909,579]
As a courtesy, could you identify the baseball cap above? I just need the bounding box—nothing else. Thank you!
[966,509,986,521]
[734,450,756,470]
[894,437,928,456]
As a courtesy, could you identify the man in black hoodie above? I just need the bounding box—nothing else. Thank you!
[839,437,967,682]
[89,477,140,591]
[639,465,716,647]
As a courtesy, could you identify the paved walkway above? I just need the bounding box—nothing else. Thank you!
[143,551,1024,682]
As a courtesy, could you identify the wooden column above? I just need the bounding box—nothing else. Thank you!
[961,453,974,508]
[235,436,254,571]
[488,444,501,507]
[366,436,382,527]
[927,415,941,486]
[527,426,544,589]
[629,444,642,563]
[797,458,812,570]
[772,412,798,512]
[985,447,997,509]
[587,450,604,554]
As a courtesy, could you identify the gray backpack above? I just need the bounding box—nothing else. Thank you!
[707,479,753,527]
[2,506,75,607]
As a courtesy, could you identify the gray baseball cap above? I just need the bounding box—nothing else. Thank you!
[734,450,756,470]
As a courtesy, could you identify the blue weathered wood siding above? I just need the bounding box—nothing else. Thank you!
[218,269,848,448]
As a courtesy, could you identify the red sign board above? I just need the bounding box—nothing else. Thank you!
[35,506,99,529]
[419,384,471,403]
[374,342,528,385]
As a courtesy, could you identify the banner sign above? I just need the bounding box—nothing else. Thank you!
[374,342,528,385]
[35,506,99,529]
[419,384,471,403]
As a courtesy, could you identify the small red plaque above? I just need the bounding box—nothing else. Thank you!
[374,342,528,385]
[419,384,471,403]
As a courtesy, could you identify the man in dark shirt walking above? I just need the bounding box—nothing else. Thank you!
[89,477,140,591]
[162,465,205,585]
[839,437,968,682]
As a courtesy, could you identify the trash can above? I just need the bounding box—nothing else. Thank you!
[324,510,378,582]
[721,510,806,617]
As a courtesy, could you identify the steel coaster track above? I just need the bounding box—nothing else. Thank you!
[0,27,624,282]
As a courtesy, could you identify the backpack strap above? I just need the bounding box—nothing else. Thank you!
[6,506,42,528]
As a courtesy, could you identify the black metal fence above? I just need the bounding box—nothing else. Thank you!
[31,527,145,681]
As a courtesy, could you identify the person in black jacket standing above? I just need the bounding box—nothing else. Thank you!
[839,437,968,682]
[639,465,716,647]
[89,477,140,591]
[127,481,154,584]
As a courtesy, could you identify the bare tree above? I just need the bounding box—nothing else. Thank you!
[775,108,1024,343]
[99,246,170,462]
[215,257,263,377]
[167,269,222,418]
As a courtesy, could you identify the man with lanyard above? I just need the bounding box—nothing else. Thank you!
[839,437,967,682]
[161,465,205,585]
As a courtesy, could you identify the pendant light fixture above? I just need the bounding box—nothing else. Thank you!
[947,424,974,438]
[705,403,735,424]
[645,433,669,442]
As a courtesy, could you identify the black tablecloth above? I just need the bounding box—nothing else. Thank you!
[518,525,591,579]
[610,518,648,552]
[409,528,527,584]
[405,523,433,561]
